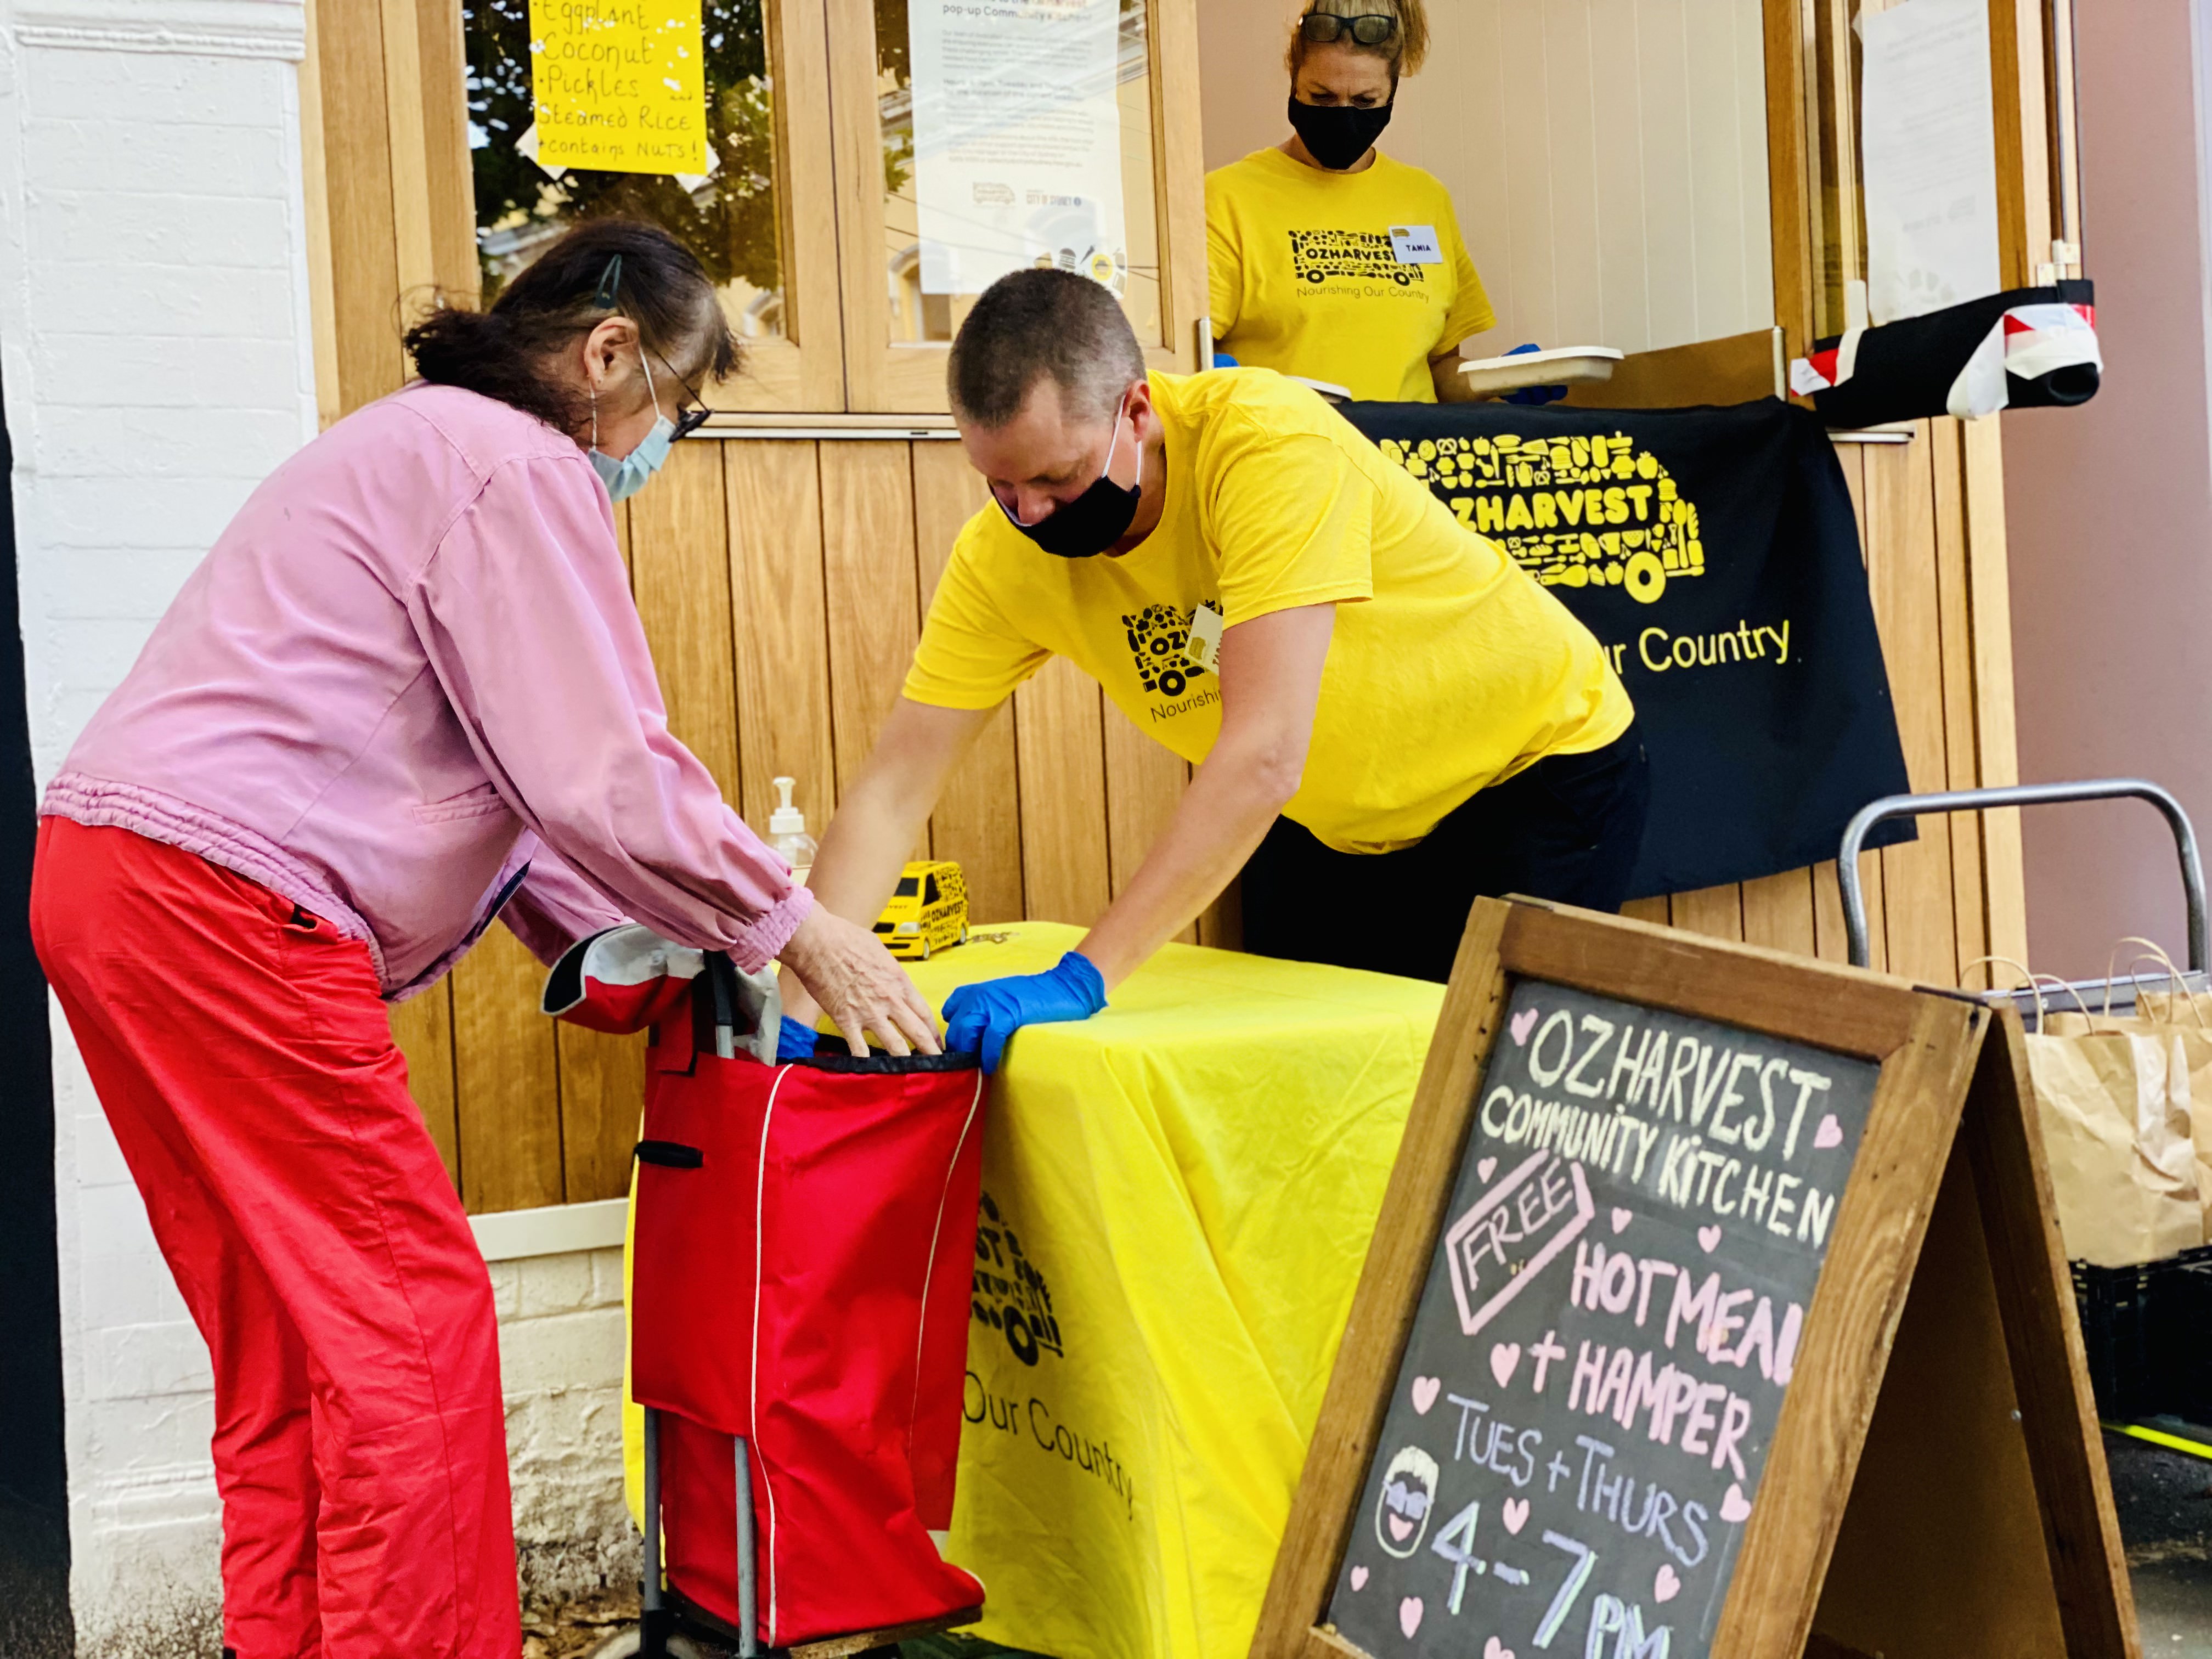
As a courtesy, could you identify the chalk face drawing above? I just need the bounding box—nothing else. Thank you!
[1328,978,1881,1659]
[1376,1447,1442,1559]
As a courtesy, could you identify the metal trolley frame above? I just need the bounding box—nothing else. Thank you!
[1837,777,2209,1007]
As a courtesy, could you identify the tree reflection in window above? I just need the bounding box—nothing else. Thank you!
[464,0,785,336]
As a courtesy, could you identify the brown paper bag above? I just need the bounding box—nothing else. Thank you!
[2062,939,2212,1241]
[2021,1028,2203,1265]
[1967,958,2202,1265]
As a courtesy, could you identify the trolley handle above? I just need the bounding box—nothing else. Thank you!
[1837,780,2209,972]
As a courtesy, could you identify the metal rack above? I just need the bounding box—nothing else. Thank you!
[1836,778,2210,1015]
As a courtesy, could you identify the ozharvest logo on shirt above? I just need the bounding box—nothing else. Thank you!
[1287,228,1426,289]
[1123,600,1221,719]
[1376,431,1707,607]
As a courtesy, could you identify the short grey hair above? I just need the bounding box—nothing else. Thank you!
[947,269,1147,428]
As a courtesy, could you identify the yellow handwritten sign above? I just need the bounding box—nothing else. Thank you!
[528,0,708,176]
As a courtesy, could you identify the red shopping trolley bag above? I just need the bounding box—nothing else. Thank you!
[545,927,986,1649]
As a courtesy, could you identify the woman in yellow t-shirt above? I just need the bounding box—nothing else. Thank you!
[1206,0,1495,403]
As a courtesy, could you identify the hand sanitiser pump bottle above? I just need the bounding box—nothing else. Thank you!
[769,776,817,887]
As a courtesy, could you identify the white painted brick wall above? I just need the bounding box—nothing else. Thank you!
[498,1249,636,1603]
[0,5,635,1652]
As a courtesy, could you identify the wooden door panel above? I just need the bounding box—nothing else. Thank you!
[630,443,741,800]
[1016,657,1113,926]
[727,441,838,832]
[820,444,925,816]
[912,442,1026,923]
[452,926,564,1214]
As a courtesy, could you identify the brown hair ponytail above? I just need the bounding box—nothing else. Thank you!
[403,220,737,439]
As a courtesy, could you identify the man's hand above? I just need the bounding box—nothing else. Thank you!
[778,906,941,1057]
[1073,602,1335,986]
[942,952,1107,1072]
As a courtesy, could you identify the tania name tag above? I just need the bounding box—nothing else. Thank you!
[1186,605,1224,672]
[1387,224,1443,266]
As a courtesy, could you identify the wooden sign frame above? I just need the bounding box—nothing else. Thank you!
[1251,897,2136,1659]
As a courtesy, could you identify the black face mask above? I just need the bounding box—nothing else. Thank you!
[996,396,1141,558]
[1288,95,1393,171]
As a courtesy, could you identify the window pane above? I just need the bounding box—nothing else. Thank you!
[895,876,921,896]
[877,0,1162,346]
[465,0,789,342]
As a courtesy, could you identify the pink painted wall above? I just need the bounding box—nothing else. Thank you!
[2002,0,2212,979]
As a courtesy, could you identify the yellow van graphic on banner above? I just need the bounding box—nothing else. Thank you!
[1376,431,1705,606]
[528,0,708,176]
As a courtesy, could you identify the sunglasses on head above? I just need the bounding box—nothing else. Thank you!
[593,253,714,441]
[1299,11,1398,47]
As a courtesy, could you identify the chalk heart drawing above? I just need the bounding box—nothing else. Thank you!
[1611,1207,1632,1234]
[1510,1008,1539,1046]
[1400,1596,1424,1638]
[1351,1566,1370,1591]
[1489,1342,1522,1388]
[1501,1497,1530,1535]
[1484,1639,1516,1659]
[1813,1113,1844,1150]
[1720,1483,1754,1523]
[1411,1375,1442,1415]
[1654,1565,1682,1604]
[1477,1157,1498,1183]
[1698,1224,1723,1252]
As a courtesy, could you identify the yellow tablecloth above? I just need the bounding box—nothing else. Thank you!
[625,922,1442,1659]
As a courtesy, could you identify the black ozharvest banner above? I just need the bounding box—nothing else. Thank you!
[1340,397,1910,898]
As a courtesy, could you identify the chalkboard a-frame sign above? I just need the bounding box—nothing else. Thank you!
[1252,898,2138,1659]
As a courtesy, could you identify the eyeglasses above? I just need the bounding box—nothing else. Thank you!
[653,350,715,441]
[1298,11,1398,47]
[594,253,715,441]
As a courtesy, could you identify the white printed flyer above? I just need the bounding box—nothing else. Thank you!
[907,0,1128,296]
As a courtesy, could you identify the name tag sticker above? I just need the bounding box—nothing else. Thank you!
[1186,605,1224,672]
[1389,224,1444,266]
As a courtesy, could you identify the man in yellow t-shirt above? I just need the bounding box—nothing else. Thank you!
[782,269,1644,1070]
[1206,0,1497,403]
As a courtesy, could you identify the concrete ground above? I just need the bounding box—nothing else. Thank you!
[0,1431,2196,1657]
[2109,1429,2212,1657]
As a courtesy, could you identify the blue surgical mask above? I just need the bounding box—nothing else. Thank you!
[589,353,675,503]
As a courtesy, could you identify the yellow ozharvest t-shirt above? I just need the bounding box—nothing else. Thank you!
[1206,148,1496,403]
[904,369,1632,853]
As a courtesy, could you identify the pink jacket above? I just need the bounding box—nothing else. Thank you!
[43,382,811,998]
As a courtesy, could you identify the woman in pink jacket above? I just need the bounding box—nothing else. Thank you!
[28,220,935,1659]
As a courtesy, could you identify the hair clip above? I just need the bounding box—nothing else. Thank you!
[594,254,624,309]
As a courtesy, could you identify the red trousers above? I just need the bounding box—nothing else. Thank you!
[32,820,519,1659]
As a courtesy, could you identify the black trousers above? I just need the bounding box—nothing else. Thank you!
[1240,723,1651,984]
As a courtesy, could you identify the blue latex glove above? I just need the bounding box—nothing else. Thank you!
[941,951,1108,1074]
[776,1014,820,1063]
[1209,348,1239,369]
[1500,342,1569,407]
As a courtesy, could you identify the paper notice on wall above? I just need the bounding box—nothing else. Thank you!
[907,0,1127,297]
[528,0,708,177]
[1859,0,2001,324]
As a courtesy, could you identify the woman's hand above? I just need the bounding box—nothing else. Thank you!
[778,906,942,1058]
